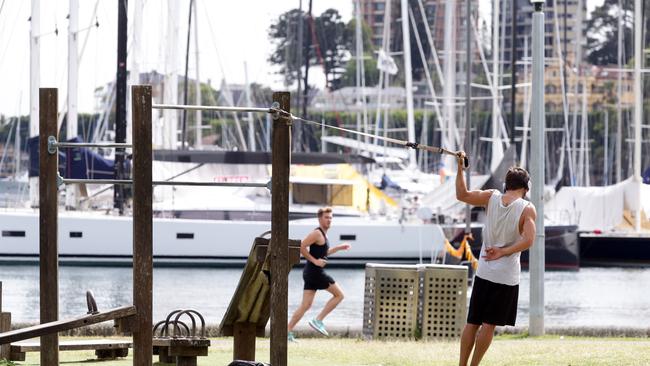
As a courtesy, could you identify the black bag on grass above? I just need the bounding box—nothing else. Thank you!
[228,361,270,366]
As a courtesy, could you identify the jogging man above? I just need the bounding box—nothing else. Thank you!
[455,151,537,366]
[287,207,351,341]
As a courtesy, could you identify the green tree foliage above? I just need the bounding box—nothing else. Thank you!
[313,9,350,89]
[268,8,351,89]
[586,0,633,65]
[268,9,306,86]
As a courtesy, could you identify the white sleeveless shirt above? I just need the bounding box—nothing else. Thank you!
[475,191,530,286]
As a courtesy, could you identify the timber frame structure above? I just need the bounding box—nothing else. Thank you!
[0,86,293,366]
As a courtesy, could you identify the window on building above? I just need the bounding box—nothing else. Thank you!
[375,15,383,23]
[374,2,385,11]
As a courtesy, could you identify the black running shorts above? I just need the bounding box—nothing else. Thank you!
[467,275,519,326]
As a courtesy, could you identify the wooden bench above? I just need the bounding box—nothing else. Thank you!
[219,234,301,362]
[9,339,132,361]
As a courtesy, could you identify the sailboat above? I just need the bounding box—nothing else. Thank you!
[0,0,448,266]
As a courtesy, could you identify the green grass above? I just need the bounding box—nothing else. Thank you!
[11,336,650,366]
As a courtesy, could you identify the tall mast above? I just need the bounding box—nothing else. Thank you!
[615,0,623,183]
[465,0,472,235]
[66,0,79,209]
[113,0,128,213]
[29,0,40,208]
[301,0,313,146]
[443,0,457,169]
[193,0,202,148]
[128,0,143,146]
[490,0,503,172]
[509,0,517,146]
[163,1,180,150]
[181,0,194,150]
[400,0,416,168]
[355,0,369,147]
[245,62,256,151]
[633,0,642,232]
[571,0,585,185]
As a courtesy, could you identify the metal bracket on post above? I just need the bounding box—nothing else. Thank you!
[271,102,281,120]
[47,136,57,155]
[266,179,273,193]
[56,174,64,189]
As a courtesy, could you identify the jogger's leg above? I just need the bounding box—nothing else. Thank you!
[469,323,496,366]
[288,290,316,331]
[315,283,344,321]
[459,323,480,366]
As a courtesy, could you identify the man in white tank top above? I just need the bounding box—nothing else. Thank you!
[454,151,537,366]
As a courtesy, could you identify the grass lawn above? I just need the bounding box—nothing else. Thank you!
[3,335,649,366]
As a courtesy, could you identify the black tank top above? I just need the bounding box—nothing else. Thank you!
[305,227,329,269]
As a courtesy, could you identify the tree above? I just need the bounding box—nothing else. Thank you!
[268,9,307,86]
[586,0,634,65]
[269,8,352,89]
[313,9,350,88]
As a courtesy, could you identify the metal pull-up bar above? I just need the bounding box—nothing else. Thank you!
[47,137,272,190]
[56,175,272,189]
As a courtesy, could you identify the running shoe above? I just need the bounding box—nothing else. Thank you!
[287,331,298,343]
[308,318,329,336]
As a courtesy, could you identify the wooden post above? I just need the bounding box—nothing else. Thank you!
[233,322,256,361]
[269,92,290,366]
[131,85,153,365]
[0,282,11,359]
[39,88,59,365]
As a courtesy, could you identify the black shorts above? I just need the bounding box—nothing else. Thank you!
[467,275,519,326]
[303,265,335,291]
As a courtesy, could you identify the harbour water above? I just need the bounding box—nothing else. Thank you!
[1,265,649,329]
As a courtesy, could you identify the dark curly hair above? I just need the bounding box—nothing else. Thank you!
[505,166,530,192]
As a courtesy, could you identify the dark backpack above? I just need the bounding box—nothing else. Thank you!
[228,361,271,366]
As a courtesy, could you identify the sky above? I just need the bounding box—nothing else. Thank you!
[0,0,353,116]
[0,0,603,117]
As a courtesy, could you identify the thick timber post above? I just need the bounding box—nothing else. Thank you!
[39,88,59,365]
[270,92,291,366]
[132,85,153,365]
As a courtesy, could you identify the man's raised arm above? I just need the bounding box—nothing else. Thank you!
[455,151,493,207]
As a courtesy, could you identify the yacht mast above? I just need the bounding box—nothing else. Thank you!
[633,0,642,232]
[355,0,369,147]
[615,0,623,183]
[66,0,79,209]
[400,0,416,168]
[490,0,504,172]
[443,0,457,168]
[245,62,255,151]
[128,0,143,146]
[193,0,202,148]
[163,0,180,149]
[29,0,40,207]
[113,0,128,213]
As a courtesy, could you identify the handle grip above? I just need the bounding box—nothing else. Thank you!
[463,156,470,169]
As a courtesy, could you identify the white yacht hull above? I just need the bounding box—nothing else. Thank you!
[0,211,446,266]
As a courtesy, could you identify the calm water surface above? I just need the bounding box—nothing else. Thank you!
[1,265,648,328]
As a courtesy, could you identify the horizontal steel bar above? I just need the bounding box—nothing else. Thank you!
[60,178,270,188]
[152,103,273,114]
[55,142,133,149]
[153,181,269,187]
